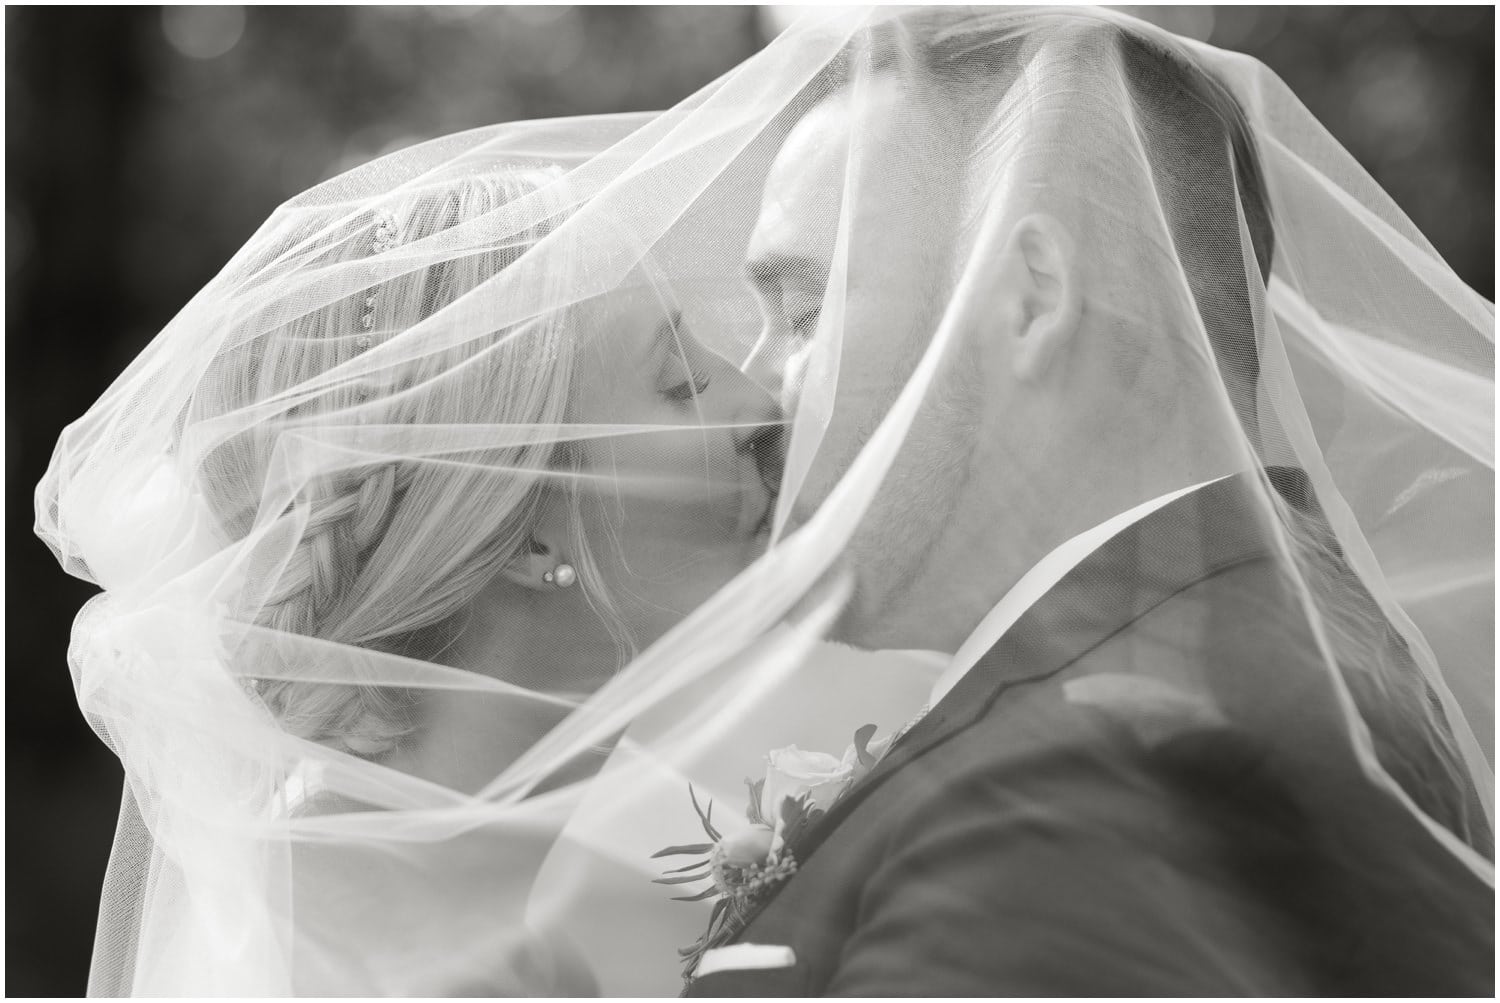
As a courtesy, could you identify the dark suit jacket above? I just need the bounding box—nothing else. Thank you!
[686,473,1494,996]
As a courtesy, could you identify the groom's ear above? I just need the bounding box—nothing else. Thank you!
[993,213,1081,383]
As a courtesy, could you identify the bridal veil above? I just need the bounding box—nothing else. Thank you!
[36,7,1493,995]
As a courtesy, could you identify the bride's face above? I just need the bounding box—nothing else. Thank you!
[562,279,781,642]
[392,283,779,791]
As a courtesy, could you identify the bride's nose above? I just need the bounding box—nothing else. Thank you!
[702,341,777,418]
[700,344,786,485]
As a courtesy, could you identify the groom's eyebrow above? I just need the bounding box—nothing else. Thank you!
[746,253,828,295]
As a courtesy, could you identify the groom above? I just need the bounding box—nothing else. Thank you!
[691,11,1492,997]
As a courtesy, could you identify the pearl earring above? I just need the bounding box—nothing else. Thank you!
[543,563,577,589]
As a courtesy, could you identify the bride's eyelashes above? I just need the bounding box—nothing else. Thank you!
[662,369,712,405]
[649,308,714,405]
[652,314,717,406]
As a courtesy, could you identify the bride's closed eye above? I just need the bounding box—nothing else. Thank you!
[653,311,714,405]
[662,369,711,404]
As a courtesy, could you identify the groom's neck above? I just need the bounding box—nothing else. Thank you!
[900,427,1238,655]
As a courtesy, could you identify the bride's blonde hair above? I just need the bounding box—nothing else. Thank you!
[191,168,604,756]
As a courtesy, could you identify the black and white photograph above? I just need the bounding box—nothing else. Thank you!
[8,5,1495,997]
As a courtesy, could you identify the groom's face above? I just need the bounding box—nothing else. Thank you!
[745,80,976,644]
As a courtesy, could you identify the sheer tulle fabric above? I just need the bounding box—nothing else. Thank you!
[36,7,1491,995]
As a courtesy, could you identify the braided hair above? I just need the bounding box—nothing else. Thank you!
[192,168,577,756]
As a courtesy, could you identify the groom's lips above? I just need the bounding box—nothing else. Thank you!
[741,422,785,539]
[752,490,776,538]
[740,473,775,539]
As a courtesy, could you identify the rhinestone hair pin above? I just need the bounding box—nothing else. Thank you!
[355,210,402,353]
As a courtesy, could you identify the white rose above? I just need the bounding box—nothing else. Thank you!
[760,745,858,822]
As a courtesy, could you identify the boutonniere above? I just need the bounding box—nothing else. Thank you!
[654,724,893,983]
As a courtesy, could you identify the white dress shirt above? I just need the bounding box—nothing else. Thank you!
[927,476,1230,708]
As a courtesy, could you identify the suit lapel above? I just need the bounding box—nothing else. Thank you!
[762,470,1287,896]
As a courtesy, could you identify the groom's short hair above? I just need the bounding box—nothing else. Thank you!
[915,13,1482,851]
[782,10,1273,435]
[916,11,1275,440]
[782,11,1483,852]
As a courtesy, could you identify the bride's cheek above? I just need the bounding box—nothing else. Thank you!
[637,461,735,542]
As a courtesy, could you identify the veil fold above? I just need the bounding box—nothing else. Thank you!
[37,7,1492,995]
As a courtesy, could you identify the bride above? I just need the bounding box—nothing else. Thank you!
[38,157,820,993]
[210,168,783,791]
[41,144,936,996]
[38,6,1492,997]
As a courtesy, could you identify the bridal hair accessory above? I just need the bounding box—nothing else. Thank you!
[356,209,403,347]
[348,209,402,398]
[370,210,402,255]
[543,563,577,588]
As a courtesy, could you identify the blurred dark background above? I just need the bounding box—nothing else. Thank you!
[6,6,1493,996]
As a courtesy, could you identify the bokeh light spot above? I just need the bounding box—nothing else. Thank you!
[161,6,245,61]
